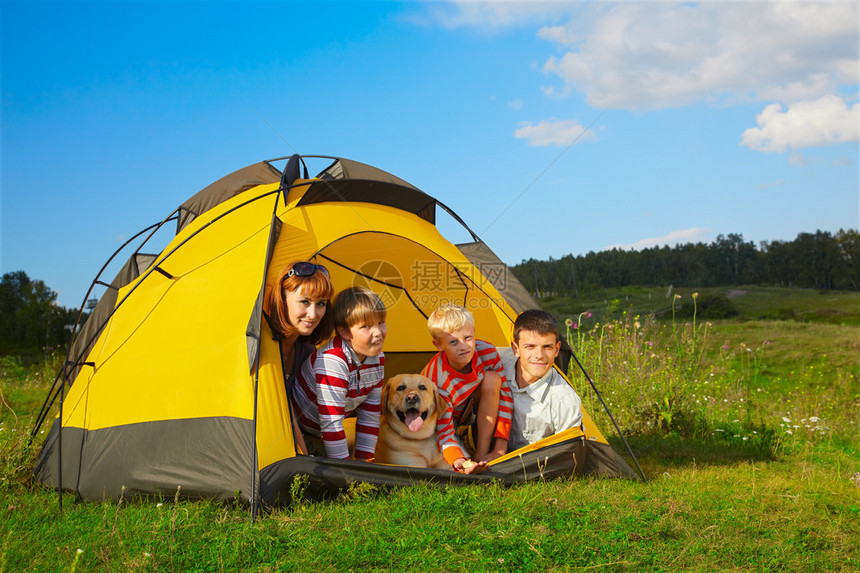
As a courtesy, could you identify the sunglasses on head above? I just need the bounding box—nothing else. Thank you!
[286,262,329,278]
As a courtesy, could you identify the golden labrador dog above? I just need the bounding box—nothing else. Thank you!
[374,374,450,470]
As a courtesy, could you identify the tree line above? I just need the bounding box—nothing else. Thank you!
[0,271,80,360]
[511,229,859,297]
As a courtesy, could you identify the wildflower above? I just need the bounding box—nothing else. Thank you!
[809,416,820,423]
[764,340,771,345]
[850,473,860,488]
[782,416,791,423]
[674,294,681,300]
[785,430,793,434]
[587,312,593,318]
[565,318,573,328]
[721,345,729,350]
[156,503,163,508]
[634,321,641,329]
[693,292,699,298]
[572,323,578,329]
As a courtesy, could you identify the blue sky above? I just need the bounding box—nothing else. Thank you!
[2,0,858,309]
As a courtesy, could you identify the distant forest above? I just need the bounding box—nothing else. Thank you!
[511,229,859,297]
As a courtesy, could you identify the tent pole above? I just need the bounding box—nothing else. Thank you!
[32,216,180,459]
[57,367,64,512]
[569,351,647,482]
[251,365,260,520]
[250,190,287,520]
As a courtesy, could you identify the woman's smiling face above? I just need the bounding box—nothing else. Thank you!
[284,286,328,336]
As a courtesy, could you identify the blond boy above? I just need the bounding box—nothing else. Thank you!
[421,304,513,473]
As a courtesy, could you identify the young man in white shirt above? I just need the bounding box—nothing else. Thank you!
[500,310,583,452]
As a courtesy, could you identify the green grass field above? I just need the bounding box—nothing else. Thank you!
[1,286,858,572]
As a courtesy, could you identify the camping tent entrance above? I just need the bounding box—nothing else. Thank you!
[256,187,637,503]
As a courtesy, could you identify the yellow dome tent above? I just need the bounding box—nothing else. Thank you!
[33,155,640,510]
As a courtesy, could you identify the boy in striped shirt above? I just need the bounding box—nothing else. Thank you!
[292,286,387,460]
[421,304,513,474]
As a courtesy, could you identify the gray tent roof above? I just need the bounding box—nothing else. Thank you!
[177,157,427,232]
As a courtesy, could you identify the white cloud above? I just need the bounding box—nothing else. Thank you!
[603,228,711,252]
[537,24,577,45]
[538,2,858,110]
[508,99,523,111]
[757,179,784,190]
[514,118,596,146]
[833,156,856,167]
[741,95,860,152]
[423,1,568,30]
[429,1,859,153]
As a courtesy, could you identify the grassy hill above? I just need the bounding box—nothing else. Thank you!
[537,285,860,326]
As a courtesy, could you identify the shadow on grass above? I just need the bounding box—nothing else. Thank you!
[609,430,779,477]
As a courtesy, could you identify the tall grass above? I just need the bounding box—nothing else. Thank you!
[564,299,860,455]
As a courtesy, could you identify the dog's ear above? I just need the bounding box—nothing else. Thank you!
[379,374,400,408]
[381,377,394,415]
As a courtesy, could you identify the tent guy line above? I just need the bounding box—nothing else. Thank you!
[478,109,607,238]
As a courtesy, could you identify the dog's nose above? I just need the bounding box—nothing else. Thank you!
[405,393,419,406]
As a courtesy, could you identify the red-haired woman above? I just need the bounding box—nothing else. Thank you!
[265,261,334,455]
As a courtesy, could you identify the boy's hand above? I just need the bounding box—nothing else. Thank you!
[453,458,487,474]
[480,438,508,463]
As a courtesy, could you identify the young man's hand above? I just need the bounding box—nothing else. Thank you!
[453,458,488,474]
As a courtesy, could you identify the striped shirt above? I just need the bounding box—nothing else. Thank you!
[292,335,384,460]
[421,340,513,464]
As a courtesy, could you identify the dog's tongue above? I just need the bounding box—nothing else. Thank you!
[405,409,424,432]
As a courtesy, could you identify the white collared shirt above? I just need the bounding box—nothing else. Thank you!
[498,348,583,452]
